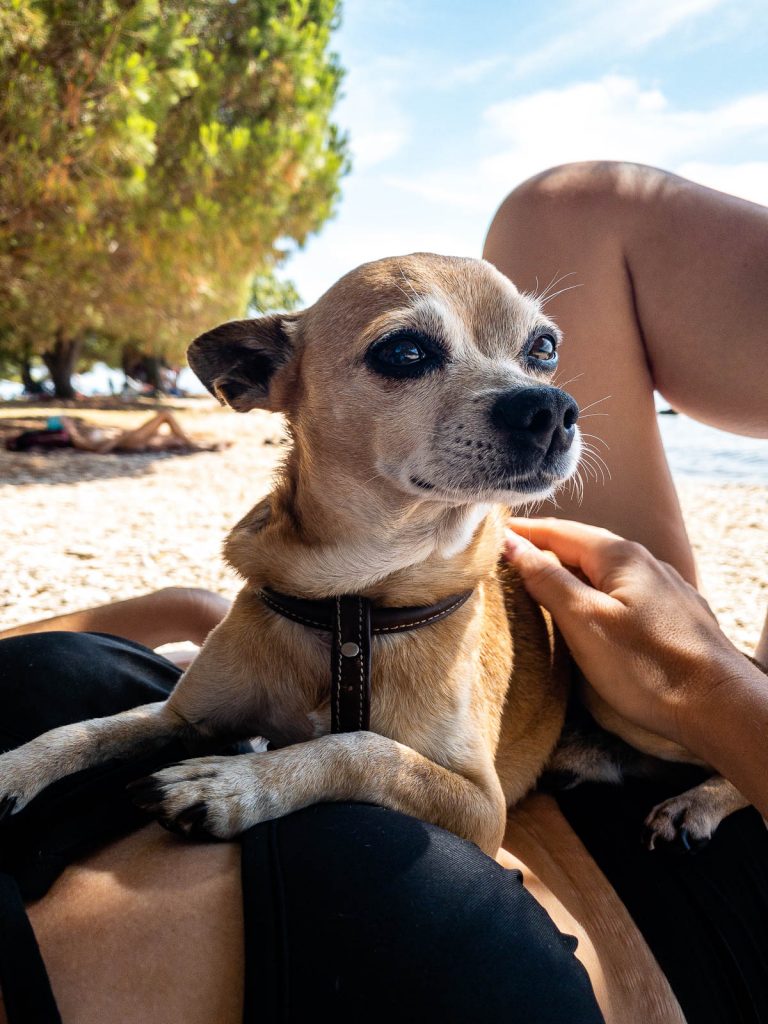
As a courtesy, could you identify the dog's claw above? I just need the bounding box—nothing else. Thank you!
[0,796,17,822]
[641,824,655,851]
[677,826,709,854]
[643,817,711,855]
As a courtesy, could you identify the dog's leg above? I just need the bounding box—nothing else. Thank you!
[0,701,188,818]
[544,721,670,790]
[643,775,749,852]
[130,732,507,855]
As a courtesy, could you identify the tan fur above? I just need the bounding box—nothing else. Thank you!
[0,254,580,856]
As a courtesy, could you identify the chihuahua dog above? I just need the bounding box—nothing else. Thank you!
[0,254,582,855]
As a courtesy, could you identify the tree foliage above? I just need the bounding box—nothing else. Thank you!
[0,0,346,396]
[249,271,301,313]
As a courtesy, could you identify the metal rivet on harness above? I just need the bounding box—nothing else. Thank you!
[341,642,360,658]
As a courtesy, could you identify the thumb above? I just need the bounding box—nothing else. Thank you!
[503,529,597,617]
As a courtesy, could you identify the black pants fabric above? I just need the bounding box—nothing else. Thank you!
[0,632,604,1024]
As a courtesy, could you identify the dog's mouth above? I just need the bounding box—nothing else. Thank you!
[406,467,571,504]
[403,431,582,505]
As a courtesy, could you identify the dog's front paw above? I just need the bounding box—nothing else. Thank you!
[0,748,48,820]
[128,754,284,840]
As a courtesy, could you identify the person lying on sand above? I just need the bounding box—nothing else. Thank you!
[5,411,225,454]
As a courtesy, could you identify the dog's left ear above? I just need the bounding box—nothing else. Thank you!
[187,314,301,412]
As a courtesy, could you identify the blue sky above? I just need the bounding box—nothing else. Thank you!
[285,0,768,303]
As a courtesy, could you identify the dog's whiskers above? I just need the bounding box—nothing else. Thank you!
[579,431,610,450]
[539,283,583,307]
[578,394,611,415]
[579,445,611,485]
[551,371,584,390]
[531,271,577,305]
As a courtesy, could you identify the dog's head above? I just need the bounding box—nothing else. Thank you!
[188,253,580,509]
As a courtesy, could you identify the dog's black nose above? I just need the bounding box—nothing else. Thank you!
[490,387,579,454]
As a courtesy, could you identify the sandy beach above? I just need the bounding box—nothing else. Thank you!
[1,399,765,655]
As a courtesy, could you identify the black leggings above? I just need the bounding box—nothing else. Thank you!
[0,632,603,1024]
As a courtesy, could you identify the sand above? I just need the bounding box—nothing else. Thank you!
[1,399,765,654]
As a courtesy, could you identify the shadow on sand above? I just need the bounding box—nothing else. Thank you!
[0,443,213,486]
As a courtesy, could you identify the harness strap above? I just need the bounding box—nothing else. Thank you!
[259,588,473,636]
[330,596,372,733]
[0,872,62,1023]
[259,587,473,735]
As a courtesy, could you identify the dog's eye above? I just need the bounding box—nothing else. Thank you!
[365,330,445,379]
[380,339,425,365]
[528,333,559,365]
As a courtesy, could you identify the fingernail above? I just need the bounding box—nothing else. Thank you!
[503,529,532,555]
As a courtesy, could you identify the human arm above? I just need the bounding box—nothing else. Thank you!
[0,587,231,650]
[504,518,768,818]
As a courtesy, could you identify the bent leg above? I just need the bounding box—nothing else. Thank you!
[484,161,768,583]
[241,802,604,1023]
[155,410,194,443]
[111,412,172,451]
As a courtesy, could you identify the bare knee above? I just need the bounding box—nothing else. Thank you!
[484,160,677,261]
[488,160,673,217]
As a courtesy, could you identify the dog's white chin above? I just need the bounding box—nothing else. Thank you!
[397,469,574,508]
[400,476,556,507]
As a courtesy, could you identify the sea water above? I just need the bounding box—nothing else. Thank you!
[656,412,767,485]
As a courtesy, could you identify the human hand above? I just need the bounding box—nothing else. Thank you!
[503,519,745,752]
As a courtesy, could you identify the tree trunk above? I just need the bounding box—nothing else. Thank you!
[142,355,163,393]
[42,331,83,399]
[20,344,35,392]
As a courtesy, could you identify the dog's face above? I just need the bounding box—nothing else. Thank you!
[189,253,580,509]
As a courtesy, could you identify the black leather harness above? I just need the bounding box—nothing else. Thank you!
[259,587,474,733]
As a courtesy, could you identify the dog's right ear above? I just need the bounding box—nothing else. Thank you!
[187,314,300,412]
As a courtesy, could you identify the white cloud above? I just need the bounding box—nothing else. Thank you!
[385,76,768,211]
[483,76,768,196]
[512,0,727,77]
[675,161,768,207]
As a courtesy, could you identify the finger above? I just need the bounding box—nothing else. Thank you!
[506,517,648,590]
[503,530,612,618]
